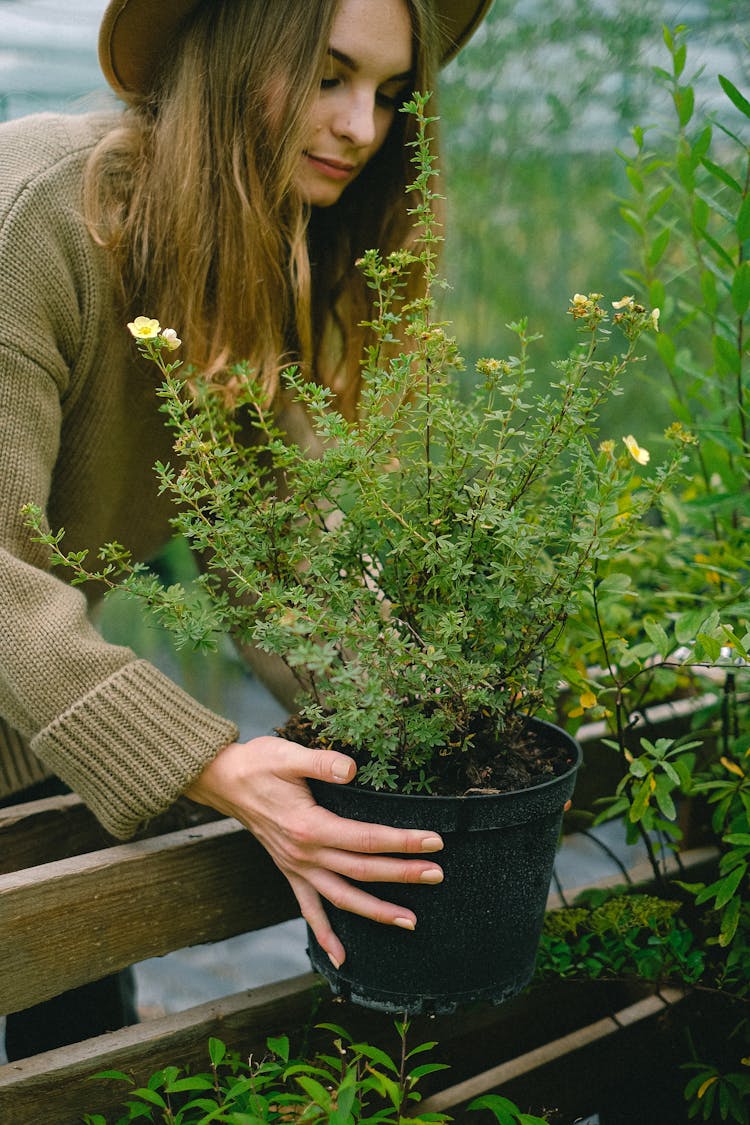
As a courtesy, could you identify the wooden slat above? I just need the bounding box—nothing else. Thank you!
[0,818,298,1013]
[420,987,687,1115]
[0,794,114,873]
[0,973,322,1125]
[0,793,222,874]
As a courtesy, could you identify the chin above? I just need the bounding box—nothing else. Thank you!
[300,184,347,208]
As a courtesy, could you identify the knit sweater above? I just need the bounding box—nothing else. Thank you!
[0,111,244,837]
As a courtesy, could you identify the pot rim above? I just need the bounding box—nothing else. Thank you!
[311,716,582,805]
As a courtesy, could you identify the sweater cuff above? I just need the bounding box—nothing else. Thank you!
[30,659,239,839]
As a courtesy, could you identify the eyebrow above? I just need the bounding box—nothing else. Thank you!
[327,46,413,83]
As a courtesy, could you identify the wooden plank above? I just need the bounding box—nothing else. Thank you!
[0,794,222,874]
[419,987,687,1114]
[0,973,323,1125]
[0,818,298,1013]
[0,794,114,873]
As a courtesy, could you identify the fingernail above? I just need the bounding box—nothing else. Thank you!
[420,868,443,884]
[331,760,353,781]
[327,951,343,970]
[421,835,443,853]
[394,917,415,931]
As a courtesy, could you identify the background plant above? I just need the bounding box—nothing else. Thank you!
[82,1024,550,1125]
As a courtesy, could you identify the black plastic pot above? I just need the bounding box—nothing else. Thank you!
[308,718,581,1014]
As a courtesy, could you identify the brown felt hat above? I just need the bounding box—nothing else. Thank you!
[99,0,493,104]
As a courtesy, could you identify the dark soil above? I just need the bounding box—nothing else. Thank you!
[277,711,576,796]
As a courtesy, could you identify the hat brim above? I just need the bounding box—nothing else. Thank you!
[99,0,493,104]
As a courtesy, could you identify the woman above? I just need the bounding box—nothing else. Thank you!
[0,0,492,1055]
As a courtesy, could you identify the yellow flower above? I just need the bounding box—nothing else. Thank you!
[612,295,635,309]
[598,439,615,457]
[650,308,660,332]
[623,434,650,465]
[127,316,161,340]
[161,328,182,351]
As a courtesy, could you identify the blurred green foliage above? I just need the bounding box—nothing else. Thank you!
[438,0,749,434]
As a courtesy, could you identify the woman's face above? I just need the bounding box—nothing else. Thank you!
[296,0,414,207]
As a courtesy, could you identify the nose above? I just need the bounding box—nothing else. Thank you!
[333,91,378,148]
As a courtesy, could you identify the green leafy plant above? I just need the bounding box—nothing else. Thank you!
[614,22,749,633]
[537,889,705,984]
[683,1058,750,1124]
[25,94,683,797]
[542,29,750,1122]
[81,1024,550,1124]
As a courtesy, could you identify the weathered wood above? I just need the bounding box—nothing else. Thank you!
[420,987,688,1116]
[0,793,222,874]
[0,973,323,1125]
[0,818,298,1013]
[0,794,114,873]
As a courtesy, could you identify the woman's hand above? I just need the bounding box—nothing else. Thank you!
[184,736,444,970]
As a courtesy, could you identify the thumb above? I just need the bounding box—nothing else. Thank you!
[314,747,357,785]
[275,738,357,785]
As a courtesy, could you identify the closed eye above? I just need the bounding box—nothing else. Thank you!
[376,85,409,110]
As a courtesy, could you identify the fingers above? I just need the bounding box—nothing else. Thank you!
[268,739,445,853]
[313,868,418,931]
[289,875,346,969]
[289,870,420,970]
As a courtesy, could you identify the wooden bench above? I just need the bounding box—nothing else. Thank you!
[0,712,712,1124]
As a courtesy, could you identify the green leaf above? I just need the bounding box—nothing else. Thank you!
[89,1070,134,1084]
[131,1088,168,1108]
[165,1076,215,1093]
[737,192,750,243]
[719,893,741,946]
[406,1040,439,1059]
[714,334,741,377]
[294,1075,333,1107]
[646,186,673,219]
[719,74,750,120]
[655,330,676,368]
[695,863,746,909]
[648,278,666,310]
[654,775,677,821]
[673,42,687,78]
[644,618,670,658]
[695,631,723,662]
[626,165,645,194]
[674,84,695,127]
[208,1038,226,1067]
[630,777,654,822]
[699,269,718,316]
[701,157,742,194]
[596,573,632,595]
[352,1043,399,1074]
[408,1062,451,1080]
[266,1035,290,1062]
[674,608,710,645]
[647,227,671,268]
[467,1093,521,1123]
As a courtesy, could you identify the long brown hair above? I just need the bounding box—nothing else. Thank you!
[84,0,441,413]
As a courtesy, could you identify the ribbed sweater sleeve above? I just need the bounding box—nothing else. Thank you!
[0,112,239,837]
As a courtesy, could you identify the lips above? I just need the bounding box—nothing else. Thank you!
[304,152,356,180]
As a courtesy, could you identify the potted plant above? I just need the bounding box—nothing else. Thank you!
[26,95,686,1015]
